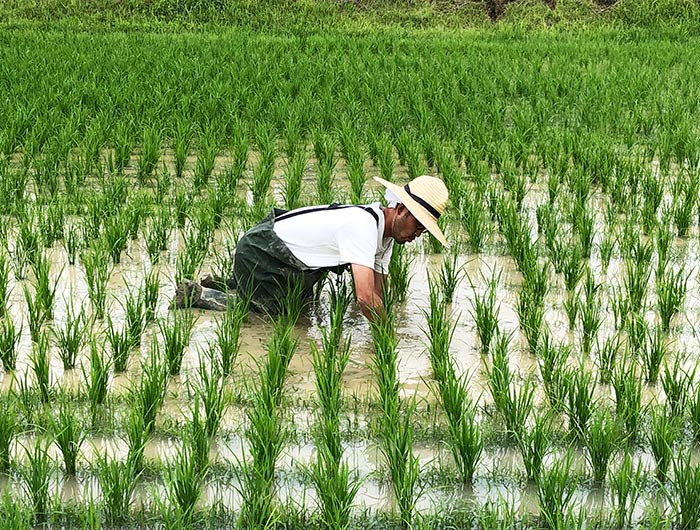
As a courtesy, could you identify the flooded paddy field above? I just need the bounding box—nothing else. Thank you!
[2,26,700,530]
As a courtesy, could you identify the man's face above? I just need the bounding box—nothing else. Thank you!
[393,205,426,244]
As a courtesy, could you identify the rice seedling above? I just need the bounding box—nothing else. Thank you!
[642,326,668,384]
[50,398,84,476]
[82,338,109,424]
[649,404,681,483]
[32,251,59,321]
[0,490,31,529]
[517,284,545,355]
[122,286,145,350]
[517,411,551,483]
[62,224,82,266]
[239,315,297,530]
[165,435,207,526]
[81,241,112,320]
[0,251,8,316]
[657,264,689,333]
[623,253,651,316]
[30,332,51,403]
[468,267,500,355]
[385,242,413,308]
[584,407,620,486]
[136,124,161,185]
[145,207,171,264]
[106,315,132,373]
[18,437,54,523]
[661,355,695,418]
[572,205,594,259]
[0,396,16,472]
[125,406,147,475]
[95,452,138,525]
[669,450,700,530]
[459,184,490,253]
[598,230,616,272]
[438,246,463,304]
[536,451,578,530]
[561,240,584,294]
[612,360,643,443]
[193,129,217,189]
[194,347,226,439]
[641,171,664,234]
[215,294,248,378]
[610,451,642,530]
[143,268,159,324]
[610,286,630,331]
[52,297,89,370]
[250,122,276,209]
[0,314,20,371]
[486,331,534,439]
[478,498,516,530]
[536,332,569,412]
[282,148,307,211]
[24,285,47,344]
[158,309,196,376]
[563,364,595,442]
[130,340,167,434]
[423,281,482,483]
[689,379,700,443]
[578,266,601,357]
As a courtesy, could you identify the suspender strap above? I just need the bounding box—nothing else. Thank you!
[275,204,379,226]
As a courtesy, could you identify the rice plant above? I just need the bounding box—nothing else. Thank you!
[136,124,161,184]
[95,452,139,525]
[612,360,643,443]
[284,149,306,211]
[584,407,620,485]
[158,309,196,376]
[32,252,58,321]
[642,326,668,384]
[18,437,54,523]
[517,411,551,482]
[52,297,89,370]
[30,332,51,403]
[563,364,595,442]
[610,451,642,530]
[657,264,689,332]
[106,315,132,373]
[144,207,171,264]
[536,332,569,412]
[423,280,483,483]
[649,404,680,483]
[0,314,20,371]
[215,294,248,378]
[194,347,226,438]
[578,266,601,357]
[536,452,578,530]
[50,398,84,475]
[82,338,110,424]
[596,334,620,385]
[385,242,412,308]
[623,256,651,315]
[130,340,167,434]
[143,268,159,324]
[81,241,112,319]
[669,450,700,530]
[0,251,9,316]
[485,331,534,439]
[662,356,694,418]
[123,285,145,350]
[164,436,207,526]
[469,267,500,355]
[0,396,16,472]
[438,246,463,304]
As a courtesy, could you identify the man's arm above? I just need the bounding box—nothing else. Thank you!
[374,271,386,300]
[351,264,385,322]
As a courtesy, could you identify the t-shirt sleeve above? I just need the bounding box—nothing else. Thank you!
[336,214,377,269]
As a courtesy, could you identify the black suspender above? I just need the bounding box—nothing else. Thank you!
[275,204,380,226]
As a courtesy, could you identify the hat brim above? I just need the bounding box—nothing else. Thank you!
[373,177,449,247]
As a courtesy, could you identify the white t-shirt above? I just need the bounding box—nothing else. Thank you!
[272,203,394,273]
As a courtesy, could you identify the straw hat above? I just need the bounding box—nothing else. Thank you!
[373,175,449,247]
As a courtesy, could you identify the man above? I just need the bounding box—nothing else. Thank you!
[173,175,449,321]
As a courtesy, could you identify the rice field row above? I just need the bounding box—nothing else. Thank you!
[2,26,700,529]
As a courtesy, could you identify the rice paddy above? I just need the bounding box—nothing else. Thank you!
[2,11,700,529]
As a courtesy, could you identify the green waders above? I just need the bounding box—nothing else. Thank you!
[195,205,377,314]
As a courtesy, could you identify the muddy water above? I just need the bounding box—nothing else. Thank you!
[4,172,700,519]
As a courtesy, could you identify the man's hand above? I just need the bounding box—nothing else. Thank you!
[351,264,385,322]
